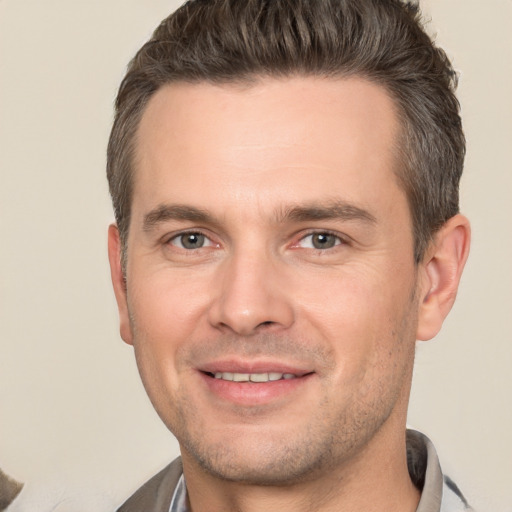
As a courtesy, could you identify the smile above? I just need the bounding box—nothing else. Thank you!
[212,372,297,382]
[199,367,315,406]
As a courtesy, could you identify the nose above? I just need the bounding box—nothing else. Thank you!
[207,250,295,336]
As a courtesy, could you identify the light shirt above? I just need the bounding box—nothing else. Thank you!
[169,475,187,512]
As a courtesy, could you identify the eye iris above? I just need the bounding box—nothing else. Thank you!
[181,233,205,249]
[312,233,336,249]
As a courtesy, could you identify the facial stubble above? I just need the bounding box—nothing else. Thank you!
[130,295,419,488]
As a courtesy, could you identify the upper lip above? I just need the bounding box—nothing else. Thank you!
[199,359,313,376]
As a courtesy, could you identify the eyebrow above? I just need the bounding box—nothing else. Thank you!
[142,199,377,232]
[278,200,377,225]
[143,204,215,232]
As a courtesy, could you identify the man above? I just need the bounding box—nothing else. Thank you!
[107,1,471,511]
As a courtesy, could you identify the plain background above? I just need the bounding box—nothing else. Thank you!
[0,1,510,511]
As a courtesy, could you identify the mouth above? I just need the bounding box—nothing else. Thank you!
[206,371,300,383]
[198,363,314,406]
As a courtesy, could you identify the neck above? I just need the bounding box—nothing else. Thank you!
[181,422,420,512]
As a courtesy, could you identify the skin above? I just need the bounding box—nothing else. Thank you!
[109,77,470,512]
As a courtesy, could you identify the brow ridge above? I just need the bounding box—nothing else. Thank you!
[278,200,377,224]
[143,204,214,232]
[142,199,376,232]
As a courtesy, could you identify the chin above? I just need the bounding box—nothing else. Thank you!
[179,425,348,486]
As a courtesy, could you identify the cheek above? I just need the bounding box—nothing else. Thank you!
[294,265,395,334]
[294,264,416,373]
[126,272,212,394]
[129,270,210,339]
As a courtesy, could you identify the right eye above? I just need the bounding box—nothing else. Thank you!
[168,232,214,250]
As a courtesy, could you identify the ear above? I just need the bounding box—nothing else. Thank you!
[107,224,133,345]
[416,214,471,341]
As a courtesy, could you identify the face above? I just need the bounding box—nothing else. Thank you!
[111,77,424,485]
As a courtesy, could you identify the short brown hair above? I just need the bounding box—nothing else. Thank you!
[107,0,464,263]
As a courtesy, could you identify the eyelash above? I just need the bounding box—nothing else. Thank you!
[294,230,347,250]
[164,229,347,252]
[166,230,216,250]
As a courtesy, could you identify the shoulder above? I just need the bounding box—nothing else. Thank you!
[116,458,183,512]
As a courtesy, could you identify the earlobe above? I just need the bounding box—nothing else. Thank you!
[107,224,133,345]
[416,214,471,341]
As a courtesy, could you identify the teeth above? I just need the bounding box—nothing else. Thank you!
[213,372,297,382]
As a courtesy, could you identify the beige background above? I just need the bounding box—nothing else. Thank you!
[0,1,510,511]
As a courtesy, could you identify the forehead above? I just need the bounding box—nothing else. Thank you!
[132,76,404,222]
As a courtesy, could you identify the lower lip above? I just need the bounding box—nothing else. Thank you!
[199,372,313,406]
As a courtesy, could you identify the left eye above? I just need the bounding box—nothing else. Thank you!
[298,232,342,250]
[169,232,213,250]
